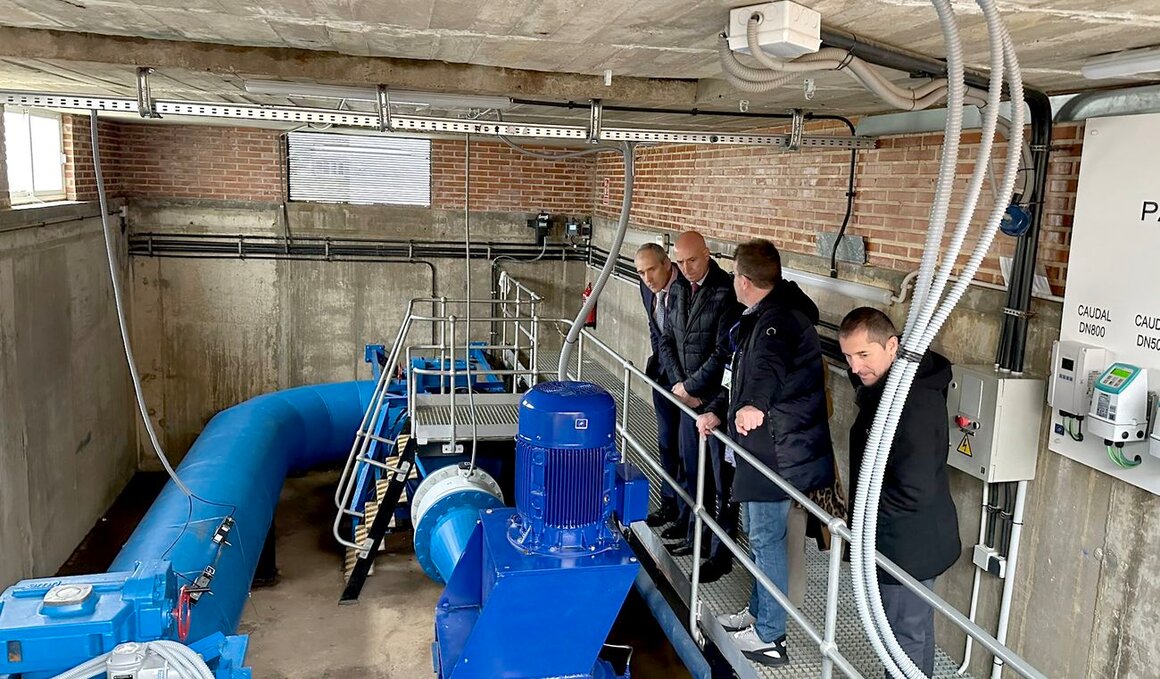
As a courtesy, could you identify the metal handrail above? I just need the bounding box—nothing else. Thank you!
[572,327,1047,679]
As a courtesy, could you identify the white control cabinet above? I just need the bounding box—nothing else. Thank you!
[946,365,1045,483]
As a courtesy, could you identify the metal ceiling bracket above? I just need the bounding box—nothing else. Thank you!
[376,85,393,132]
[135,67,161,119]
[0,87,877,149]
[588,99,604,145]
[789,109,805,151]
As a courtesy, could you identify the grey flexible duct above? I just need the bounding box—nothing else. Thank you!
[557,142,636,379]
[721,21,989,110]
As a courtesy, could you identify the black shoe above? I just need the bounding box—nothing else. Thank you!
[646,505,678,528]
[697,557,732,584]
[660,523,686,540]
[667,540,711,558]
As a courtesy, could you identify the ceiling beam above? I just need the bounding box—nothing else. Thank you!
[0,26,698,105]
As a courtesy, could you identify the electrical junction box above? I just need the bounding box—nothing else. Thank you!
[945,365,1045,483]
[1087,362,1149,444]
[1048,340,1110,419]
[727,1,821,59]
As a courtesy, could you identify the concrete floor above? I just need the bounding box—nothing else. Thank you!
[58,468,692,678]
[239,470,444,678]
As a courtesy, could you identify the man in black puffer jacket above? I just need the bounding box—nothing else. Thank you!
[658,231,744,581]
[838,307,960,677]
[697,240,834,667]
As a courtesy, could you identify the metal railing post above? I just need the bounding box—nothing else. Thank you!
[620,363,632,461]
[577,331,585,380]
[531,314,540,385]
[438,297,448,394]
[448,315,457,452]
[689,433,708,645]
[821,524,845,679]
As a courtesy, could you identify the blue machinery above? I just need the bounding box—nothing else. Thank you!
[0,381,376,678]
[425,381,648,679]
[0,337,670,679]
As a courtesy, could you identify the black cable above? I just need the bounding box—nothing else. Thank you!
[984,482,999,548]
[802,115,861,279]
[998,90,1052,372]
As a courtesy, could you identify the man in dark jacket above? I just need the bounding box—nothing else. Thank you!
[635,242,686,528]
[659,231,743,581]
[698,240,834,667]
[838,307,960,677]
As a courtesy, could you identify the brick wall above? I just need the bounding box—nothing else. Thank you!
[62,115,125,201]
[60,122,596,214]
[594,123,1082,294]
[431,139,594,214]
[0,112,9,210]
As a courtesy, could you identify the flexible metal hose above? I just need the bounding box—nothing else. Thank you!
[557,142,635,379]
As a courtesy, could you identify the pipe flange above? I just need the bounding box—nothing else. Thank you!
[413,489,505,582]
[411,465,503,526]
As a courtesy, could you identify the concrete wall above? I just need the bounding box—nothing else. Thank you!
[0,204,136,588]
[0,112,9,210]
[587,212,1160,678]
[128,199,584,466]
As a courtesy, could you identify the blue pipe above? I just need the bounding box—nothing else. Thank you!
[632,569,712,679]
[110,381,375,642]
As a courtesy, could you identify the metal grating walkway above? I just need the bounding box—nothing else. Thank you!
[535,347,970,679]
[411,392,523,444]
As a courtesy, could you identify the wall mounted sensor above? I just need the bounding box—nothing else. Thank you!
[527,211,550,245]
[1048,340,1110,421]
[1088,362,1148,444]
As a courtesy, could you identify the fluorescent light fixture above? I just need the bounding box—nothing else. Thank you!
[1082,47,1160,80]
[243,79,513,110]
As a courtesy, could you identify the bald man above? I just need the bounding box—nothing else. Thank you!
[658,231,744,583]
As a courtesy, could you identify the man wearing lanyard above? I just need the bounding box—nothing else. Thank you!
[634,242,686,529]
[697,239,834,666]
[658,231,743,583]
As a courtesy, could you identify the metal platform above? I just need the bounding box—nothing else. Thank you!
[534,347,972,679]
[411,392,523,445]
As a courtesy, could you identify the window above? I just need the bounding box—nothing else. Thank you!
[4,108,65,204]
[287,132,431,206]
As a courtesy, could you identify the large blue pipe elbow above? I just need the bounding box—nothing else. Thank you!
[110,381,375,642]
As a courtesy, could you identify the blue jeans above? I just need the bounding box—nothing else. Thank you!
[744,500,791,642]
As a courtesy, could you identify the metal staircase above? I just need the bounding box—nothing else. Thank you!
[331,274,551,601]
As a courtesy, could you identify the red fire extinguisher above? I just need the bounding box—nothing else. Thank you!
[582,282,598,328]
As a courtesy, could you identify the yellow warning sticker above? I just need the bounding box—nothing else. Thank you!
[957,434,973,457]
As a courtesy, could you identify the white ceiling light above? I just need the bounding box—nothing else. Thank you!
[1081,46,1160,80]
[242,80,513,110]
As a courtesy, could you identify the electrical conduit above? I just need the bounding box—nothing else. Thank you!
[850,0,1025,676]
[558,142,636,379]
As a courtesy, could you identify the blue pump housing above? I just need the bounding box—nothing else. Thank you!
[432,381,648,679]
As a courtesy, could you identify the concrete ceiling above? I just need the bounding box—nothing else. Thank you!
[1,0,1158,122]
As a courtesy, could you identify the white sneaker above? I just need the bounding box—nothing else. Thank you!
[730,626,789,667]
[716,605,756,632]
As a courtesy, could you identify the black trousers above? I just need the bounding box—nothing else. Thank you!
[679,413,739,561]
[652,384,683,510]
[880,577,938,677]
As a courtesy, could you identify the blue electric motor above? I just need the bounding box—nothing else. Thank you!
[432,381,648,679]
